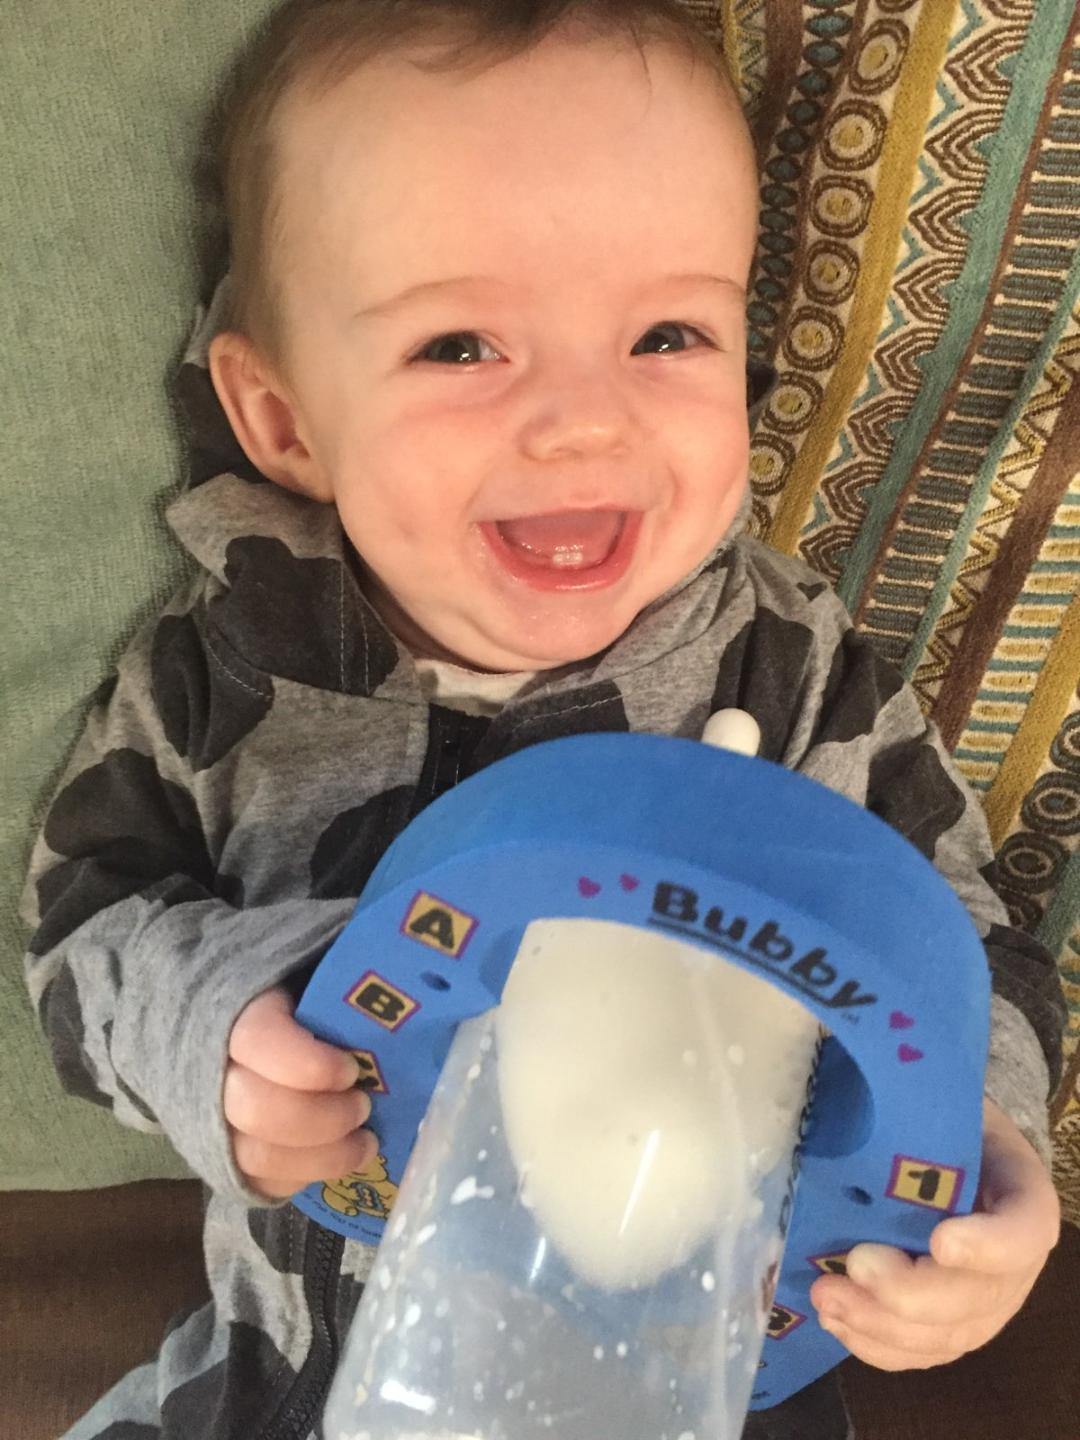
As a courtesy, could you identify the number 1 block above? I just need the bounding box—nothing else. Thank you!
[886,1155,965,1212]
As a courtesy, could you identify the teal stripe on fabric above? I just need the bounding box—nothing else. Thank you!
[975,687,1035,702]
[965,719,1021,734]
[985,659,1062,672]
[837,0,1078,623]
[900,237,1080,670]
[1037,846,1080,966]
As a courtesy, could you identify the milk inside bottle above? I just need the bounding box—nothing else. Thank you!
[323,916,822,1440]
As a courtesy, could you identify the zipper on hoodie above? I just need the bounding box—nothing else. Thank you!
[260,1223,344,1440]
[260,705,493,1440]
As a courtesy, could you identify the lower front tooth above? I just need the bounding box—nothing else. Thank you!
[551,547,586,568]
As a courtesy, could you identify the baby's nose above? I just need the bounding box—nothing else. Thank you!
[519,374,634,463]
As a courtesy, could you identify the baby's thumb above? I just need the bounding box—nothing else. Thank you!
[229,983,359,1093]
[931,1107,1060,1273]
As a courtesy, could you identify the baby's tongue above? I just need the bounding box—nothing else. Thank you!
[495,510,623,569]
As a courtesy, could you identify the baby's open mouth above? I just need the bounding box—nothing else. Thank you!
[481,510,642,593]
[493,510,626,570]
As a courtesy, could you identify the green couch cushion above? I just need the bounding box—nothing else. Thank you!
[1,0,280,1187]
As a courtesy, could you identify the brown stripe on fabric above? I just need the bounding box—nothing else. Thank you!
[852,30,1075,627]
[782,0,876,291]
[751,0,873,363]
[934,371,1080,752]
[750,0,806,164]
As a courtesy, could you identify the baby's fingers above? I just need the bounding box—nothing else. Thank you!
[235,1128,378,1200]
[932,1102,1060,1274]
[224,1063,372,1147]
[230,985,359,1093]
[817,1314,980,1373]
[813,1246,1027,1330]
[932,1204,1058,1276]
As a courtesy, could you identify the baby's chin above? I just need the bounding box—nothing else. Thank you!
[411,628,615,675]
[403,605,640,674]
[363,572,639,674]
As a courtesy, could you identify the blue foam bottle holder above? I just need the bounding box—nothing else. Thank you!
[294,734,988,1419]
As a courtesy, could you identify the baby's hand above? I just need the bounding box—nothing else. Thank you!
[225,985,376,1200]
[809,1098,1060,1371]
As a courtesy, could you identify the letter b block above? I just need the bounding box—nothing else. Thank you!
[346,972,419,1032]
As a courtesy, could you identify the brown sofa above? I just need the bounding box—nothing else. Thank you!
[2,1183,1078,1440]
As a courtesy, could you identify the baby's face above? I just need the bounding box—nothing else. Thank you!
[269,31,758,671]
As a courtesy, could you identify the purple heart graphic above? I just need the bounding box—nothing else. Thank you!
[620,874,640,892]
[578,877,601,898]
[898,1044,924,1064]
[889,1011,915,1030]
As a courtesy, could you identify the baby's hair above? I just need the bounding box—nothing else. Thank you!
[217,0,732,360]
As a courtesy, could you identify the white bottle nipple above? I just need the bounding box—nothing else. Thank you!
[701,708,761,757]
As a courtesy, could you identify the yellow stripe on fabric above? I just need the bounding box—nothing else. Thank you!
[984,592,1080,848]
[721,0,743,93]
[766,0,960,556]
[957,761,998,786]
[970,701,1028,724]
[997,637,1060,663]
[982,674,1035,696]
[1013,604,1071,627]
[1028,571,1080,595]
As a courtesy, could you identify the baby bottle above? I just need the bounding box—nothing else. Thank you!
[322,714,823,1440]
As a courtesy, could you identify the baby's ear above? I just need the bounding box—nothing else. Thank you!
[207,332,332,501]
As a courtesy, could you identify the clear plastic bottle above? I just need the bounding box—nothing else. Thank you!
[323,916,821,1440]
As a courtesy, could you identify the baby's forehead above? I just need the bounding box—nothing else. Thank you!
[265,33,757,311]
[274,27,744,158]
[276,41,749,193]
[222,17,752,354]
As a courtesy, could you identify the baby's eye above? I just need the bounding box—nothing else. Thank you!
[632,322,711,356]
[414,332,500,365]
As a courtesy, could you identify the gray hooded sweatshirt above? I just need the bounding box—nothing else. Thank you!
[21,342,1066,1440]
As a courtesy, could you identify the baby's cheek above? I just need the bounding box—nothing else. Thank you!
[336,490,419,568]
[666,467,746,563]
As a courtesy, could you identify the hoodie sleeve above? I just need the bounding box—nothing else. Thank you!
[795,617,1067,1167]
[20,591,355,1204]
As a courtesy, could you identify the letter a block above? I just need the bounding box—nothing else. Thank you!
[402,891,478,958]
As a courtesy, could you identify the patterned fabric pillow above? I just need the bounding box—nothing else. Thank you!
[680,0,1080,1217]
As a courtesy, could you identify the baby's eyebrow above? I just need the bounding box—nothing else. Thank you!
[352,271,746,324]
[353,276,505,324]
[666,272,746,297]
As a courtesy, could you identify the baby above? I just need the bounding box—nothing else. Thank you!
[22,2,1065,1438]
